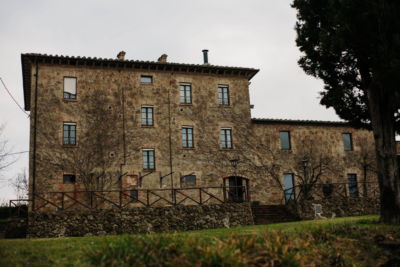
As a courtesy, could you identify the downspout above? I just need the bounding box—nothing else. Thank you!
[168,86,174,189]
[119,87,127,190]
[31,60,39,210]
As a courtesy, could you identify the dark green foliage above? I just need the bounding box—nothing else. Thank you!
[292,0,400,132]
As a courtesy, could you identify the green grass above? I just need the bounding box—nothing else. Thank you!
[1,215,399,266]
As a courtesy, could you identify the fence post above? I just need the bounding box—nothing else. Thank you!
[223,185,226,202]
[61,192,64,210]
[172,189,176,205]
[90,191,93,209]
[119,190,122,208]
[146,190,150,206]
[199,188,202,204]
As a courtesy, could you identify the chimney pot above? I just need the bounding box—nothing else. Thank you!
[202,49,209,64]
[158,54,168,63]
[117,51,126,61]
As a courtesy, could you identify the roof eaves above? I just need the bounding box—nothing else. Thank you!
[251,118,351,127]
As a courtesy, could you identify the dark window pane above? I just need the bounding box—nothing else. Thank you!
[130,190,138,202]
[63,174,76,184]
[342,133,353,151]
[220,129,232,149]
[143,150,155,170]
[140,76,152,83]
[64,77,77,99]
[181,175,196,187]
[280,131,291,150]
[284,174,294,201]
[218,86,229,105]
[347,174,358,197]
[180,84,192,104]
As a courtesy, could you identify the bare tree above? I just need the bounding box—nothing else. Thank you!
[9,169,29,200]
[0,124,16,181]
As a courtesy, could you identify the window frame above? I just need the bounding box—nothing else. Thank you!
[63,77,77,100]
[63,174,76,184]
[220,128,233,149]
[182,126,194,148]
[218,85,230,105]
[342,133,353,151]
[347,173,359,197]
[130,189,138,202]
[283,173,295,201]
[280,131,291,150]
[180,83,192,104]
[142,149,155,170]
[141,105,154,126]
[140,75,153,84]
[63,122,77,146]
[181,174,196,187]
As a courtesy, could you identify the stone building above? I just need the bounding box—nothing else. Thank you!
[21,51,378,211]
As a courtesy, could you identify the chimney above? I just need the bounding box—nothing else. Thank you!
[202,49,209,64]
[157,54,168,63]
[117,51,126,61]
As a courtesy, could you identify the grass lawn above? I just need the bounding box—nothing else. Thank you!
[1,215,399,266]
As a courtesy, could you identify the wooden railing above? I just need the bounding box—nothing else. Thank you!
[284,182,380,204]
[22,185,249,212]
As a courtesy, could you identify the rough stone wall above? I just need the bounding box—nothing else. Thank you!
[28,62,378,210]
[287,197,380,220]
[27,202,254,238]
[250,123,377,205]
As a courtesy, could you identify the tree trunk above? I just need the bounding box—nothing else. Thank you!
[367,86,400,224]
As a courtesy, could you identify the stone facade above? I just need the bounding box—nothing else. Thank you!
[288,197,380,220]
[21,52,378,211]
[27,203,253,238]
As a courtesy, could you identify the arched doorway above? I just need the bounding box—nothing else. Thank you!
[223,176,249,202]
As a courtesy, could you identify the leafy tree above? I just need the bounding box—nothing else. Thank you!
[292,0,400,223]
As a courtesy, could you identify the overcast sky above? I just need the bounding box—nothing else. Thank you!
[0,0,344,202]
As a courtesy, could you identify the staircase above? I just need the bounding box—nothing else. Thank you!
[251,204,299,225]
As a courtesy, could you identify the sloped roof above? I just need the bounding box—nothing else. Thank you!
[251,118,351,127]
[21,53,259,111]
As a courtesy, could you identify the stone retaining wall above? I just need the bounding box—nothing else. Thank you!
[28,203,254,238]
[288,197,380,220]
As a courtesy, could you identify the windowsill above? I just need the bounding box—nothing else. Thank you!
[180,103,193,106]
[218,104,231,107]
[140,82,153,86]
[182,147,195,150]
[142,169,156,172]
[63,98,77,102]
[141,125,155,128]
[62,145,78,148]
[219,148,235,151]
[280,149,292,151]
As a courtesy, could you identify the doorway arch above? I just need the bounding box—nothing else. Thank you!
[223,176,249,202]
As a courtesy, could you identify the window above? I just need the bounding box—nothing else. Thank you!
[180,84,192,104]
[63,122,76,145]
[63,174,76,184]
[140,75,153,83]
[182,127,194,148]
[142,149,155,170]
[283,173,295,201]
[130,190,138,202]
[342,133,353,151]
[141,106,154,126]
[220,128,233,149]
[218,85,229,105]
[63,77,77,99]
[280,131,291,150]
[347,173,358,197]
[181,174,196,187]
